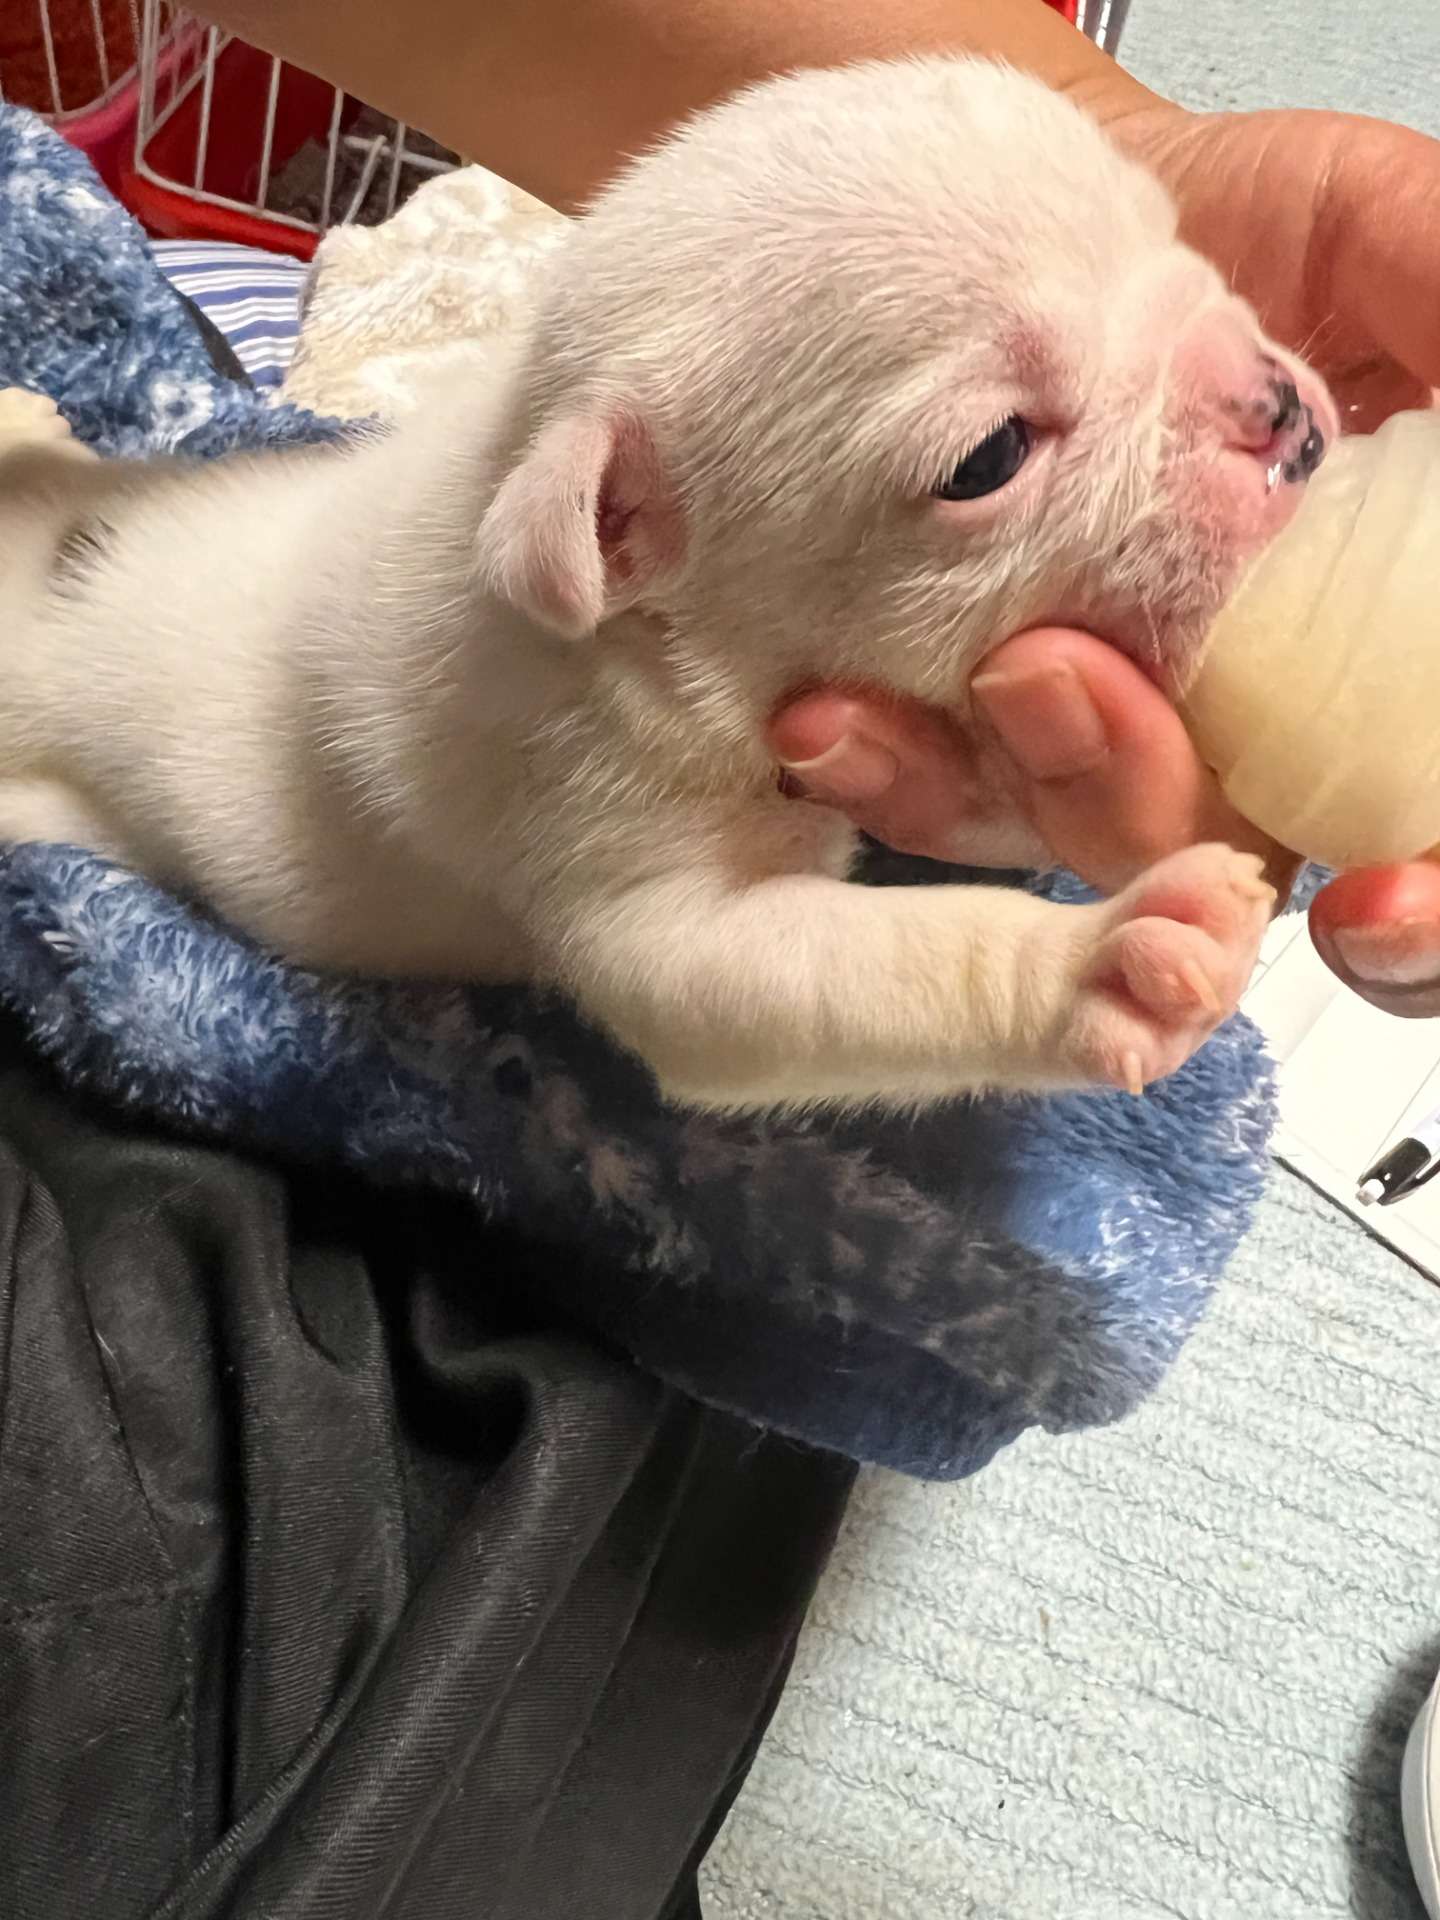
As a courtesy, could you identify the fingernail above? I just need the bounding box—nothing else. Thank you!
[1331,918,1440,987]
[777,733,899,802]
[971,664,1109,781]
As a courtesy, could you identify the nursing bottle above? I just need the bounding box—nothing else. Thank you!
[1184,409,1440,870]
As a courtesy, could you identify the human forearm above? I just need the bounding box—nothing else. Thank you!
[190,0,1166,211]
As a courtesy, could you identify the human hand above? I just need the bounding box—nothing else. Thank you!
[768,630,1287,893]
[770,100,1440,1015]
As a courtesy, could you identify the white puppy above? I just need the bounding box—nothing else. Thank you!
[0,58,1333,1112]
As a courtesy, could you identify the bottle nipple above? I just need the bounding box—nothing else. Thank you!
[1184,409,1440,871]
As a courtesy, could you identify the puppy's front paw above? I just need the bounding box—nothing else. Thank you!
[1064,843,1274,1094]
[0,387,96,459]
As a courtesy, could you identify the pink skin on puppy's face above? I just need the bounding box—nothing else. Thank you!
[925,298,1334,549]
[881,264,1339,859]
[1161,301,1337,571]
[922,265,1339,700]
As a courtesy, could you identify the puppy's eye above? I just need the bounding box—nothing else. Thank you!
[933,417,1031,501]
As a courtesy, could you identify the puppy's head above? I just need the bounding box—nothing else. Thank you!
[479,57,1334,718]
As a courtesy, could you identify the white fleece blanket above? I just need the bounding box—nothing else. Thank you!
[283,162,565,421]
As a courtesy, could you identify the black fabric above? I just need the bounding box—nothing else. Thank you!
[163,281,255,388]
[0,1015,853,1918]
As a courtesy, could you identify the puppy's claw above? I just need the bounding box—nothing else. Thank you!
[1121,1050,1147,1097]
[1178,959,1222,1017]
[1228,853,1276,906]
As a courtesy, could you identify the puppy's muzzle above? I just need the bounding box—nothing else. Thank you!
[1263,377,1326,483]
[1226,363,1327,485]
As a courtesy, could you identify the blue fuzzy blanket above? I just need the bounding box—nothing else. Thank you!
[0,108,1280,1479]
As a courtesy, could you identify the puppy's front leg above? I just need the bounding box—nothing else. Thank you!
[555,842,1273,1110]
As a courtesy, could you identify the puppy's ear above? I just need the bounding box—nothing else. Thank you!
[477,411,683,639]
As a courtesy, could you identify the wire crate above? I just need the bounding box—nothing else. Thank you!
[0,1,157,192]
[122,2,459,261]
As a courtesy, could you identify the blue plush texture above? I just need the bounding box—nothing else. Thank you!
[0,107,1281,1479]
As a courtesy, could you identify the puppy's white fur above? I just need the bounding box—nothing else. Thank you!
[0,60,1323,1111]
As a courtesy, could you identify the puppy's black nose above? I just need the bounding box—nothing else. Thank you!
[1217,357,1329,481]
[1282,405,1326,483]
[1268,378,1302,437]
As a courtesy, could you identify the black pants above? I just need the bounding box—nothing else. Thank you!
[0,1017,853,1918]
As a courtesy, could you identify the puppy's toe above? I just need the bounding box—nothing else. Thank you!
[1107,843,1275,949]
[1065,844,1273,1093]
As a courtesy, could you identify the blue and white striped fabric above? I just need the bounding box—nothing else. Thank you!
[152,239,306,391]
